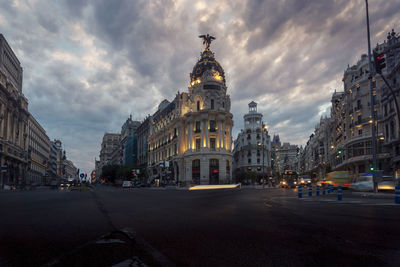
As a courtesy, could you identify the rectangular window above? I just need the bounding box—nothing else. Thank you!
[210,138,216,151]
[210,120,216,132]
[196,138,201,151]
[195,121,201,133]
[358,129,363,135]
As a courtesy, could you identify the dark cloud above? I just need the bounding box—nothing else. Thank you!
[0,0,399,172]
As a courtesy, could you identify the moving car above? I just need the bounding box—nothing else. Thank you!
[325,171,352,188]
[351,175,395,192]
[351,175,373,192]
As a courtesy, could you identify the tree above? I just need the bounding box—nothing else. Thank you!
[101,164,119,183]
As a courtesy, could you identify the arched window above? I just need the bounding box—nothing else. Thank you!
[211,99,214,110]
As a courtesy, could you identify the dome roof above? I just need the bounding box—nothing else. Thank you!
[190,49,225,84]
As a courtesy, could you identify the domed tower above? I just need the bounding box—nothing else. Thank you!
[177,34,233,185]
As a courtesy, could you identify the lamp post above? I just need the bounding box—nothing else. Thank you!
[261,122,267,188]
[365,0,378,193]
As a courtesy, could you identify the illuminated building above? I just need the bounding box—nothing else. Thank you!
[147,35,233,185]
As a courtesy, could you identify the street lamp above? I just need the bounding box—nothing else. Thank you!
[262,122,268,188]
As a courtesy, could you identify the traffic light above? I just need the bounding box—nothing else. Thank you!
[370,166,374,171]
[373,50,386,74]
[338,149,342,154]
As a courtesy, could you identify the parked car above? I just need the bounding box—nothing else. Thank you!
[122,181,133,188]
[50,180,58,189]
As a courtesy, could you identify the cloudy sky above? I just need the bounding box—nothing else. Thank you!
[0,0,399,172]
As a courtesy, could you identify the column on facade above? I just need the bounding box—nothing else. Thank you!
[201,119,205,147]
[228,124,232,151]
[185,122,189,151]
[188,120,192,150]
[222,119,226,150]
[205,120,209,148]
[218,119,222,149]
[7,111,11,141]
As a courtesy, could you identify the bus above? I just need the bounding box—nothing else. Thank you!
[281,170,298,188]
[324,171,352,189]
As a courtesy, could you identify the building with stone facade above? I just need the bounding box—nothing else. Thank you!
[379,29,400,179]
[271,135,299,176]
[233,101,271,182]
[137,116,150,169]
[0,34,29,189]
[329,53,389,176]
[27,114,50,185]
[147,37,233,185]
[121,115,141,166]
[98,133,121,177]
[298,117,331,179]
[48,140,60,180]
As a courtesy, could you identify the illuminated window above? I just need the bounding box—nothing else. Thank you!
[210,138,216,151]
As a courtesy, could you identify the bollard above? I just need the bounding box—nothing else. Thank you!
[308,184,312,197]
[337,185,342,201]
[298,185,302,198]
[395,185,400,204]
[322,183,326,195]
[316,185,320,196]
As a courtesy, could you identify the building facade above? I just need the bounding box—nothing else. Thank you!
[330,53,389,176]
[271,134,299,175]
[233,101,271,182]
[121,115,141,166]
[48,140,60,180]
[379,29,400,178]
[147,37,234,185]
[27,114,50,185]
[137,116,150,168]
[0,34,29,189]
[98,133,121,176]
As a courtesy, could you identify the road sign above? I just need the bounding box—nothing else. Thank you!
[80,173,84,178]
[1,165,7,173]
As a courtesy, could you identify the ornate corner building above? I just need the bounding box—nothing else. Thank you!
[232,101,271,182]
[147,35,233,185]
[0,34,29,188]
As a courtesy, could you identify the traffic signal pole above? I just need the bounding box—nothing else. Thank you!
[379,74,400,139]
[365,0,378,193]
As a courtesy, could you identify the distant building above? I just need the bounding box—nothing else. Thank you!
[27,114,50,185]
[271,135,299,175]
[121,115,140,166]
[98,133,121,176]
[48,140,60,180]
[0,34,29,188]
[233,101,271,182]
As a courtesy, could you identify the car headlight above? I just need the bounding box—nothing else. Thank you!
[294,182,297,184]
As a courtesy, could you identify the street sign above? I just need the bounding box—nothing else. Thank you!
[80,173,84,178]
[1,165,7,173]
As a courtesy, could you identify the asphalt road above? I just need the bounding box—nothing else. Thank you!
[1,186,400,266]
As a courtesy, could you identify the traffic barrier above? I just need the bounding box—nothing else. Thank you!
[337,185,342,201]
[316,185,320,196]
[322,184,326,195]
[395,185,400,204]
[298,185,302,198]
[308,184,312,197]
